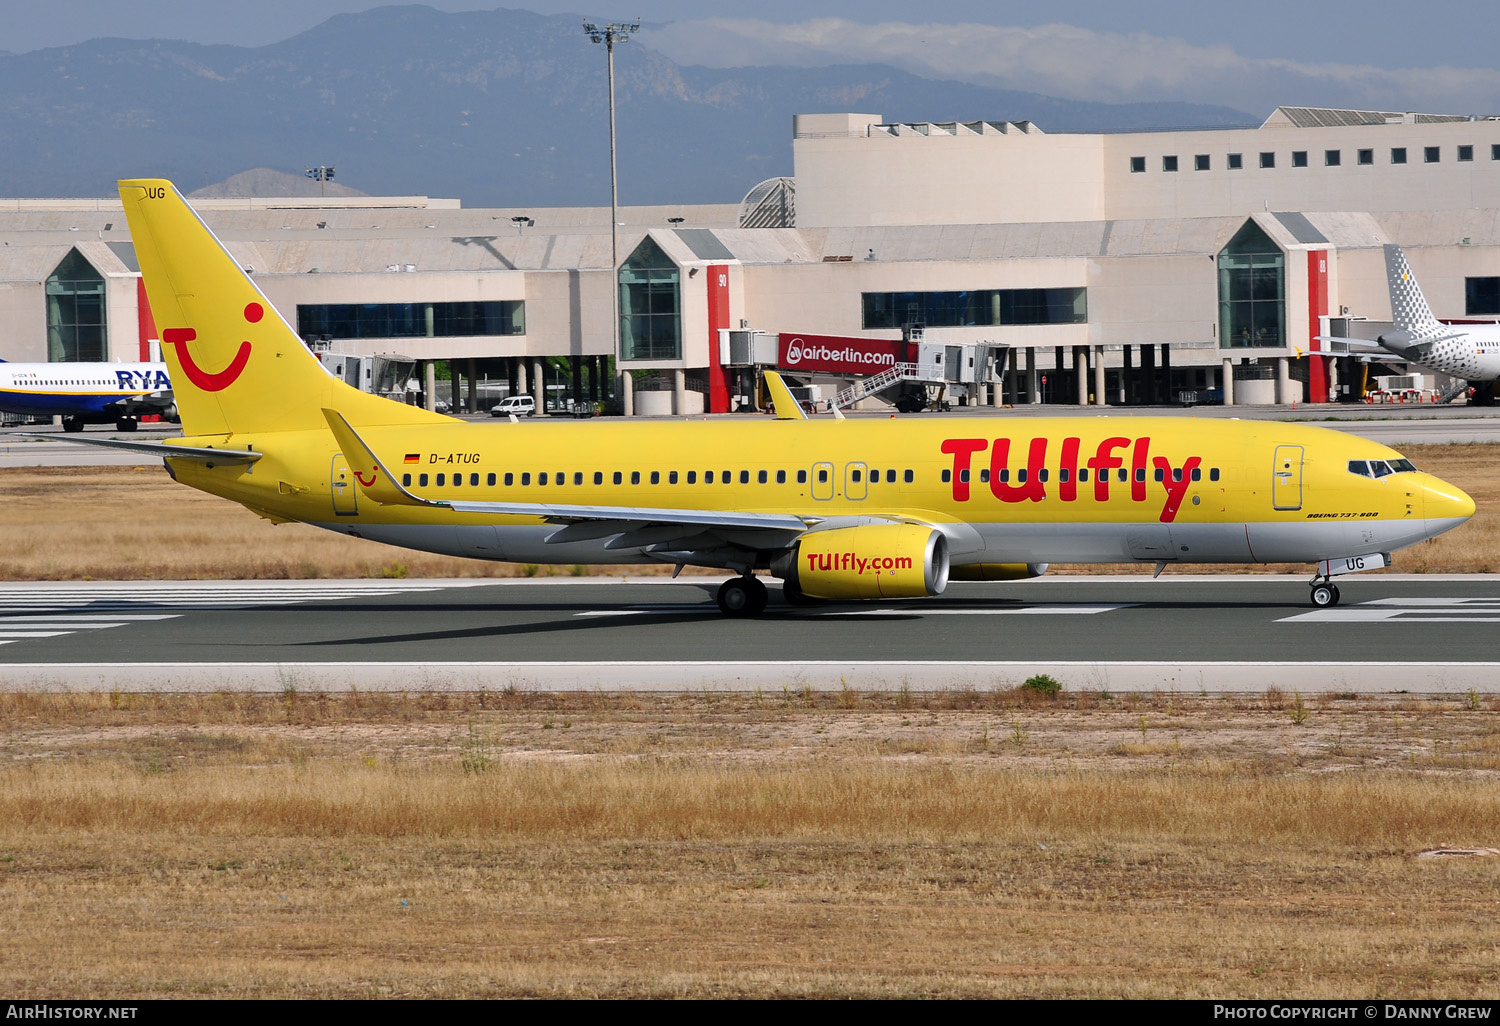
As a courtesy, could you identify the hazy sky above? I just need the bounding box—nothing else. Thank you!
[7,1,1499,116]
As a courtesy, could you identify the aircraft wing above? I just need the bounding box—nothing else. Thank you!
[21,433,261,464]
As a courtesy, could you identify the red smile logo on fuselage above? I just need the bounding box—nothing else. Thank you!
[354,470,378,487]
[161,302,261,392]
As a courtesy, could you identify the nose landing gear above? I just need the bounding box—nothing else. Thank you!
[1309,581,1341,607]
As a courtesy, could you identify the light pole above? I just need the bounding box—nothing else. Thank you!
[305,165,336,198]
[583,20,638,414]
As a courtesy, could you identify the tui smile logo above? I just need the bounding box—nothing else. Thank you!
[161,302,260,392]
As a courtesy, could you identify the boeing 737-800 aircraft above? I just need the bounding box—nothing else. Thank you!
[45,180,1476,614]
[0,360,173,431]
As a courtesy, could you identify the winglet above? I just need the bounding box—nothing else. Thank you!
[321,408,446,508]
[763,371,807,421]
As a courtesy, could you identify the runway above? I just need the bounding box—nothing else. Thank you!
[1,575,1496,693]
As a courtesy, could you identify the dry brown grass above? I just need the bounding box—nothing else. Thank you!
[0,466,676,580]
[2,691,1500,998]
[1,444,1493,580]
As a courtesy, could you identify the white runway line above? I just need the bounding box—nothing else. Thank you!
[1279,596,1500,622]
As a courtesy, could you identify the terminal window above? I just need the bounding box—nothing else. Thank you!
[1391,147,1407,164]
[46,250,108,362]
[1162,155,1179,172]
[1493,144,1500,160]
[1358,148,1374,165]
[1218,220,1285,349]
[1292,151,1308,167]
[298,300,524,340]
[1227,153,1243,169]
[1324,150,1341,166]
[1466,277,1500,316]
[862,288,1087,329]
[1194,154,1210,171]
[1259,152,1275,168]
[1425,146,1441,163]
[1459,145,1474,161]
[618,236,682,361]
[1130,156,1145,173]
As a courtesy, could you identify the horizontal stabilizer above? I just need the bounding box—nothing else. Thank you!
[22,433,261,463]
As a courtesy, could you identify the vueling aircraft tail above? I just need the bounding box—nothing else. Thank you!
[1384,243,1443,337]
[118,179,451,437]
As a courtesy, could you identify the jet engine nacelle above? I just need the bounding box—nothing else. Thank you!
[774,523,949,600]
[949,562,1049,581]
[1377,329,1415,352]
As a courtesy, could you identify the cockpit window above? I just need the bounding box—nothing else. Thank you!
[1351,458,1417,478]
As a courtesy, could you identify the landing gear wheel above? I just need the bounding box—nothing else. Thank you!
[1310,583,1339,608]
[114,418,139,432]
[717,576,768,617]
[61,416,84,433]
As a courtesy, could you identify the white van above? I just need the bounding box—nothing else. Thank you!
[490,395,536,417]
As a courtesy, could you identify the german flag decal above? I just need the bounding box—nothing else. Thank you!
[404,453,420,464]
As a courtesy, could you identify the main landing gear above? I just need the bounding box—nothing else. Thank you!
[716,574,768,616]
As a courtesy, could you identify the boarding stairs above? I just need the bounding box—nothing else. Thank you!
[830,362,927,410]
[1438,378,1470,404]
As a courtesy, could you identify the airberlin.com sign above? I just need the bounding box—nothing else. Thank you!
[776,333,912,376]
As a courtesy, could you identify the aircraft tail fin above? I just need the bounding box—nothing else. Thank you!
[117,179,452,437]
[763,371,808,420]
[1384,244,1443,336]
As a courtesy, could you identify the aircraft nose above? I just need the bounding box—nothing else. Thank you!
[1423,477,1476,525]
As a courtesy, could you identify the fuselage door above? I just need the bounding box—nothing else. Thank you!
[1272,445,1304,511]
[845,462,868,501]
[331,454,358,516]
[811,461,835,501]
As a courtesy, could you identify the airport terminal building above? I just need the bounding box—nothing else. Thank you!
[2,105,1498,414]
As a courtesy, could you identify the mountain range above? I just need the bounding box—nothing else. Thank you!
[0,5,1256,208]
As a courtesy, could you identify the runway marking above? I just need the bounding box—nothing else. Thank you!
[0,581,485,614]
[0,583,489,647]
[848,604,1137,616]
[575,603,1137,618]
[0,614,182,647]
[1280,597,1500,623]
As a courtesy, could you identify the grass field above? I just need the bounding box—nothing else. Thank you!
[2,689,1498,998]
[0,443,1494,579]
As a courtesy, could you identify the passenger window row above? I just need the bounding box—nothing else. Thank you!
[398,466,922,489]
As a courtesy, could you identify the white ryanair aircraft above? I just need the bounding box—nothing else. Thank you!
[0,359,174,431]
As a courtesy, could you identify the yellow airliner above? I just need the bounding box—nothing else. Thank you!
[61,180,1475,615]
